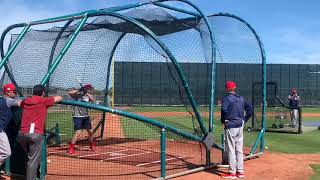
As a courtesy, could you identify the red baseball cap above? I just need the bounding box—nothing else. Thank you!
[3,83,16,93]
[225,81,236,90]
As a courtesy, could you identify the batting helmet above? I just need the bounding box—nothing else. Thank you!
[291,88,297,95]
[83,83,93,91]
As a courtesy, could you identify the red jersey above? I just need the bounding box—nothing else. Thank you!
[20,96,55,135]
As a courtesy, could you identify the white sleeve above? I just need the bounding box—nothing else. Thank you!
[5,98,19,108]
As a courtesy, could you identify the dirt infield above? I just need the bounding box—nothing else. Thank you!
[44,140,209,180]
[2,151,319,180]
[174,152,320,180]
[75,113,124,141]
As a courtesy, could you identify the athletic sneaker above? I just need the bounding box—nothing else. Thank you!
[89,142,96,151]
[237,172,245,178]
[221,173,237,179]
[67,143,76,155]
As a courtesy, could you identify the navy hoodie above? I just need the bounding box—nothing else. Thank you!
[221,93,253,129]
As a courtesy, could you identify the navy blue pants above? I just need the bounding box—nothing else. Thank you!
[73,117,92,130]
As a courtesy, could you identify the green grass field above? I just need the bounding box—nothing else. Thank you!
[125,106,210,112]
[46,111,74,142]
[310,164,320,180]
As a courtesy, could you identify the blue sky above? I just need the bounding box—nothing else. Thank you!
[0,0,319,64]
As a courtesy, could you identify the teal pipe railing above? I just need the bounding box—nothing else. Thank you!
[250,129,265,155]
[41,15,88,85]
[153,2,201,17]
[61,100,202,142]
[29,2,150,26]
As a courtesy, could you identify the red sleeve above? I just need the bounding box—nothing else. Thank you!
[44,97,55,107]
[21,100,26,108]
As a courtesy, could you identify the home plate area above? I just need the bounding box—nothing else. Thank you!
[47,144,185,168]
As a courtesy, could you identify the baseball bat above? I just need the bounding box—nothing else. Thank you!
[75,78,83,88]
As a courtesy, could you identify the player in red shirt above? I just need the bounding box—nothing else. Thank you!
[18,85,62,180]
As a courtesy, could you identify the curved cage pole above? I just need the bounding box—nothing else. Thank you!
[0,23,30,97]
[99,33,127,140]
[210,13,267,155]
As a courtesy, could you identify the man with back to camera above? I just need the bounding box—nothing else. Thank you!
[0,83,21,167]
[18,84,63,180]
[220,81,253,179]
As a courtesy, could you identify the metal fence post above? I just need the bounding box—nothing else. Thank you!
[40,136,47,179]
[161,128,166,178]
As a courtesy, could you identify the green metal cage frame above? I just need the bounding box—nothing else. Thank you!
[0,1,267,179]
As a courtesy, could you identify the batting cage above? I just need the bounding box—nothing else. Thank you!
[0,1,266,179]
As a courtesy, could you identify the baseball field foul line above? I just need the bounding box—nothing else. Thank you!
[136,156,185,167]
[78,149,129,158]
[104,151,153,161]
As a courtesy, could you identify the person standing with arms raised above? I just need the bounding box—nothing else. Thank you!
[18,85,62,180]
